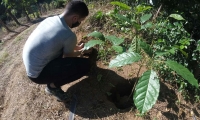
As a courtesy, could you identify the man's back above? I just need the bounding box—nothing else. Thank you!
[23,15,76,78]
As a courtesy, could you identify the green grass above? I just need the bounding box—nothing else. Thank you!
[0,51,9,64]
[14,36,22,42]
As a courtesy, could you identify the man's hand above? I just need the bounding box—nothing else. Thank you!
[74,43,84,51]
[81,48,93,54]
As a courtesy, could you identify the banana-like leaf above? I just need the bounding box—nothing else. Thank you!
[165,60,198,88]
[109,52,141,68]
[83,40,104,50]
[112,45,123,53]
[169,14,185,20]
[139,40,153,57]
[87,31,105,41]
[110,1,131,10]
[134,70,160,114]
[105,35,124,45]
[140,14,152,24]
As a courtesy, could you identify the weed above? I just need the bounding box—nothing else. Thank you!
[0,51,9,64]
[14,36,22,42]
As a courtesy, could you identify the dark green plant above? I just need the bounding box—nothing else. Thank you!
[84,1,199,115]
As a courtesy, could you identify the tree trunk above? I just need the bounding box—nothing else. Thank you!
[0,19,12,32]
[36,12,40,18]
[37,3,42,15]
[6,9,21,25]
[32,13,36,18]
[23,7,31,21]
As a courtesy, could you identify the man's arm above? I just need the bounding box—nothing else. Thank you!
[63,51,82,58]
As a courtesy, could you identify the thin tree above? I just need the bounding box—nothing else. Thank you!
[6,8,21,25]
[2,0,21,25]
[0,19,12,32]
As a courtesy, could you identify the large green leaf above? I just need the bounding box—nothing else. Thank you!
[169,14,185,20]
[105,35,124,45]
[83,40,104,50]
[155,51,170,57]
[114,13,130,23]
[112,45,123,53]
[139,40,153,57]
[140,14,152,24]
[165,60,198,88]
[110,1,131,10]
[87,31,105,41]
[141,22,153,29]
[134,70,160,114]
[109,52,141,68]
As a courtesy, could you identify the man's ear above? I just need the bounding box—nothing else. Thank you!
[72,15,79,22]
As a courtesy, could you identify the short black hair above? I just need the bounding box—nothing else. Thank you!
[66,0,89,18]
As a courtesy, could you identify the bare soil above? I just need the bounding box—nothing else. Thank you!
[0,8,200,120]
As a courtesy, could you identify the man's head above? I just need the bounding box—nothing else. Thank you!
[64,0,89,28]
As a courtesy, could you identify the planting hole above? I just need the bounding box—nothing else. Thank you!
[107,81,134,109]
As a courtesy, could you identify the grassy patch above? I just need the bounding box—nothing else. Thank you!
[0,51,9,64]
[14,36,22,42]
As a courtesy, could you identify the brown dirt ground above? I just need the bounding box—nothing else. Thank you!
[0,7,200,120]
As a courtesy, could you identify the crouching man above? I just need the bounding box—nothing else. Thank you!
[23,0,90,101]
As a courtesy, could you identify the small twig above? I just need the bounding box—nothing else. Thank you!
[153,4,163,20]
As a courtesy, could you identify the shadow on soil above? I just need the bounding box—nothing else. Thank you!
[63,49,135,119]
[62,49,188,119]
[158,82,179,119]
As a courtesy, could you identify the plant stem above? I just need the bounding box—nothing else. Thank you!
[128,60,143,100]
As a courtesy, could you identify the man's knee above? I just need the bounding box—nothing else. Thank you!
[84,58,91,72]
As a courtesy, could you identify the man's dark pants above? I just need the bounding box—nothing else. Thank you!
[28,56,90,87]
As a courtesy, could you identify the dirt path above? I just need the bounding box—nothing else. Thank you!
[0,22,140,119]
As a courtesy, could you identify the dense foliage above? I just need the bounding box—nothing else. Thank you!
[84,1,200,114]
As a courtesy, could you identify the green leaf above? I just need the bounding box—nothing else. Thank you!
[135,5,152,14]
[141,22,153,29]
[133,22,141,30]
[139,41,153,57]
[134,70,160,114]
[179,49,188,58]
[112,45,123,53]
[110,1,131,10]
[140,14,152,24]
[197,46,200,51]
[196,40,200,51]
[128,37,138,52]
[155,51,170,57]
[83,40,104,50]
[165,60,198,88]
[169,47,177,55]
[114,14,130,22]
[169,14,185,20]
[105,35,124,45]
[87,31,105,41]
[109,52,141,68]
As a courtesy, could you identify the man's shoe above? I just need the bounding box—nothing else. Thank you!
[45,85,68,102]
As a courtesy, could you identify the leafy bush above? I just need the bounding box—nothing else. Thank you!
[84,1,199,115]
